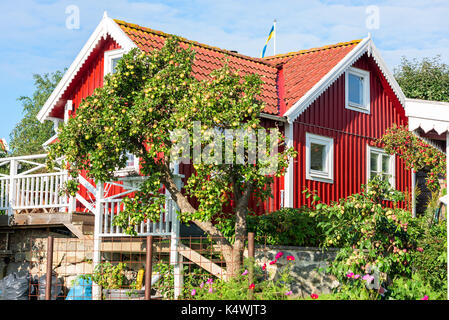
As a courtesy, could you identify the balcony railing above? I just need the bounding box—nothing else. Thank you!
[0,153,182,238]
[0,154,71,215]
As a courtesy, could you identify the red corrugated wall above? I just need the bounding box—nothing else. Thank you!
[292,53,411,209]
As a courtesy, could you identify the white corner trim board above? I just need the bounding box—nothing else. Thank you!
[37,15,137,123]
[283,122,294,207]
[284,36,406,124]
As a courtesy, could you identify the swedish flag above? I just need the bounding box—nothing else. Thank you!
[260,22,275,58]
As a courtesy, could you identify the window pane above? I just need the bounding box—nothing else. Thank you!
[348,73,363,106]
[370,152,378,172]
[112,58,121,74]
[382,155,390,173]
[310,143,325,171]
[126,152,135,167]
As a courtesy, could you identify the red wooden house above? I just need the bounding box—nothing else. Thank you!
[2,13,411,234]
[37,14,410,212]
[0,13,413,299]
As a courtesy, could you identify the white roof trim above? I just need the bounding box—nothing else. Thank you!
[284,36,406,123]
[406,98,449,134]
[37,16,137,123]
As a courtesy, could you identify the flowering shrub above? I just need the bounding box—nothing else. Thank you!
[306,175,446,300]
[190,255,294,300]
[307,176,422,299]
[375,124,446,192]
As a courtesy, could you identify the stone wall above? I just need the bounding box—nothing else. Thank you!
[0,229,94,295]
[252,245,340,298]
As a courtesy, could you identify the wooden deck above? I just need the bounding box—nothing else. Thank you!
[0,212,95,239]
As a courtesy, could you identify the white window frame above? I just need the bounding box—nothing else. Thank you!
[305,133,334,183]
[114,152,140,177]
[366,145,395,189]
[104,48,127,76]
[345,66,370,114]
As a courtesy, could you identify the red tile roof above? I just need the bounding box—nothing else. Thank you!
[264,40,361,111]
[115,19,361,116]
[115,20,280,114]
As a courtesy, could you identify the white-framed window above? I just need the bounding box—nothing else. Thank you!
[305,133,334,183]
[345,67,370,113]
[104,48,127,76]
[115,151,140,176]
[367,145,395,188]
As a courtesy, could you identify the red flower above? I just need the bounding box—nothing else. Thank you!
[269,260,277,265]
[286,255,295,261]
[310,293,319,299]
[249,283,255,290]
[275,252,284,259]
[262,263,266,270]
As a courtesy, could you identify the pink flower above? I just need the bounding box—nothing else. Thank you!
[310,293,319,299]
[199,282,204,289]
[208,287,213,293]
[206,278,213,284]
[421,295,429,300]
[275,252,284,259]
[269,260,277,265]
[362,274,375,283]
[354,274,360,279]
[286,255,295,261]
[346,272,354,278]
[242,269,248,276]
[191,289,196,296]
[262,263,267,270]
[285,291,293,296]
[417,247,424,253]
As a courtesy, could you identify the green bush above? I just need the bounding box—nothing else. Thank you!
[217,207,326,247]
[409,216,447,296]
[387,274,441,300]
[309,176,446,300]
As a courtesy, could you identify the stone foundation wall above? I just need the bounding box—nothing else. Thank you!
[0,229,94,294]
[2,230,340,298]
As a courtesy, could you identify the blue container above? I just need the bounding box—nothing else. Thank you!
[66,277,92,300]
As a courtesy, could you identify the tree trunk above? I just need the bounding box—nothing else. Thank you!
[161,162,252,279]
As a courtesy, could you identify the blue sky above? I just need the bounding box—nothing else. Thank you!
[1,0,449,145]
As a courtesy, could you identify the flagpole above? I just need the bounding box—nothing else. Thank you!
[273,19,277,56]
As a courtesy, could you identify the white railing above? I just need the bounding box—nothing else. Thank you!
[0,153,182,239]
[93,176,182,237]
[0,154,70,215]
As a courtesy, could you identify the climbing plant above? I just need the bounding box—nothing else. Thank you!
[375,124,446,192]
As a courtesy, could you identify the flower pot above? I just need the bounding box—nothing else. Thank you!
[103,289,145,300]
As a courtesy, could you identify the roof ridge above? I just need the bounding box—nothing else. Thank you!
[263,39,362,61]
[114,19,278,68]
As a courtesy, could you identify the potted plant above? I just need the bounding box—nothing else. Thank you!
[92,262,145,300]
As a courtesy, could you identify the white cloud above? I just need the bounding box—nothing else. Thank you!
[1,0,449,141]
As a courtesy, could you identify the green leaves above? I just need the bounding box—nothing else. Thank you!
[9,71,64,156]
[395,56,449,102]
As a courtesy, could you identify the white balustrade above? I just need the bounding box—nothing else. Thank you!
[0,154,70,214]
